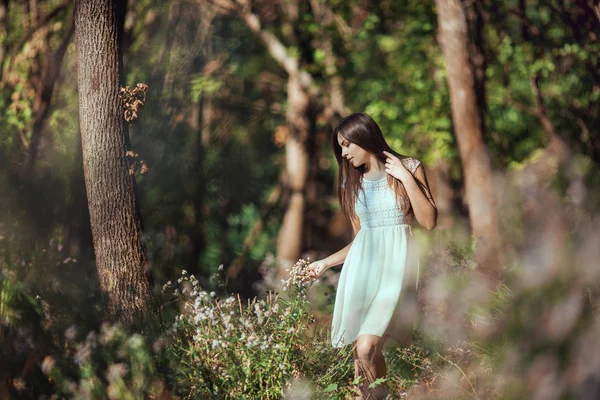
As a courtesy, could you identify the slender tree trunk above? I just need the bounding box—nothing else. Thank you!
[63,129,95,259]
[276,72,311,275]
[24,15,74,177]
[74,0,151,323]
[435,0,501,277]
[185,97,207,275]
[0,0,9,83]
[464,0,487,136]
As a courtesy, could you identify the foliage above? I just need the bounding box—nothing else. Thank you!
[42,324,165,400]
[1,0,600,398]
[163,260,360,399]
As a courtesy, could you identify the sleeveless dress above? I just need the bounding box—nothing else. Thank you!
[331,157,422,348]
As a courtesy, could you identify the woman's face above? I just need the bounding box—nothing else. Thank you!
[337,133,370,168]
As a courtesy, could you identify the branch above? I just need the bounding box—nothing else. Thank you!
[4,0,71,76]
[207,0,312,87]
[309,0,348,120]
[506,9,540,37]
[24,15,75,176]
[530,74,570,160]
[593,0,600,23]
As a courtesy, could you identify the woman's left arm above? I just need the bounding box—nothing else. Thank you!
[403,164,437,230]
[383,151,437,230]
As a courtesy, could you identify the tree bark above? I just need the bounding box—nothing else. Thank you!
[435,0,501,277]
[464,0,487,136]
[74,0,151,323]
[276,71,312,276]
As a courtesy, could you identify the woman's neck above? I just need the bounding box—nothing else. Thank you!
[363,157,386,180]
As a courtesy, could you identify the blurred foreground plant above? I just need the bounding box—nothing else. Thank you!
[164,259,361,399]
[41,323,165,399]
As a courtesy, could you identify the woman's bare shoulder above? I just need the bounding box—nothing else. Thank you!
[400,155,422,174]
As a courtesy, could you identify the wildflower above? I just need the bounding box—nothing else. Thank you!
[41,356,56,375]
[225,296,236,306]
[127,334,144,349]
[106,363,128,382]
[65,325,78,341]
[182,269,188,275]
[212,340,219,349]
[218,264,224,271]
[12,378,25,392]
[210,291,215,297]
[153,337,166,353]
[74,345,92,365]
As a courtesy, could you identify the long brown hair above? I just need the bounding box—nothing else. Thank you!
[332,112,411,225]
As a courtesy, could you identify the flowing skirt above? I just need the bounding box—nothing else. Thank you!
[331,224,418,348]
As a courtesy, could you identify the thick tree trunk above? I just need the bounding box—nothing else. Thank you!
[435,0,501,277]
[74,0,151,323]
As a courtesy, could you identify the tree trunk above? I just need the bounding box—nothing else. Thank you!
[276,72,311,275]
[435,0,501,277]
[63,129,95,260]
[74,0,151,323]
[464,0,487,136]
[0,0,9,83]
[24,15,74,177]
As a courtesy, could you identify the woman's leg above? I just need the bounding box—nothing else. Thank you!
[352,333,389,399]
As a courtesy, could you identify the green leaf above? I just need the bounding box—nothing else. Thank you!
[368,377,387,389]
[324,383,338,392]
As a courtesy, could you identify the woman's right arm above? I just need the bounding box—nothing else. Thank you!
[307,217,360,278]
[323,217,360,268]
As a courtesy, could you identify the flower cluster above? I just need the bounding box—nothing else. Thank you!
[164,261,330,398]
[281,258,314,293]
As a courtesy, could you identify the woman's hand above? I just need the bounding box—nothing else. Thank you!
[306,259,329,280]
[383,150,412,183]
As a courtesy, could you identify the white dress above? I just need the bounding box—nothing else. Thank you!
[331,157,422,348]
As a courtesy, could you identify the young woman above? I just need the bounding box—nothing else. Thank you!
[307,112,437,398]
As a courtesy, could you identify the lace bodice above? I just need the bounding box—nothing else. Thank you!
[354,157,421,229]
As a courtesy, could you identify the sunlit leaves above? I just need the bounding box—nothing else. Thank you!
[190,75,224,103]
